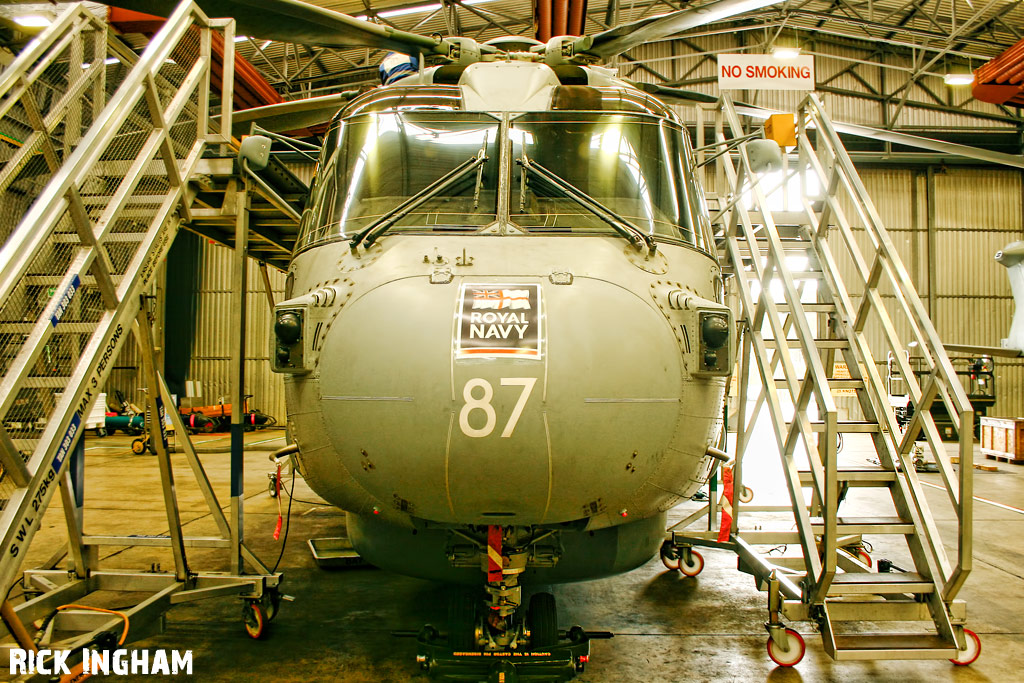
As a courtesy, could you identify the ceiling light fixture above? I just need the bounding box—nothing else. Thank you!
[14,15,51,28]
[771,45,801,60]
[943,72,974,86]
[375,0,498,20]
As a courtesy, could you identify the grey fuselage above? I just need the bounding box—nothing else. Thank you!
[275,57,731,583]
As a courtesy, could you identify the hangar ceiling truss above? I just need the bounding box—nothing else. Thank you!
[1,1,1021,138]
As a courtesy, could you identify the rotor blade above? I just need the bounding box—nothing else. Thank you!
[576,0,783,60]
[106,0,448,54]
[626,81,719,104]
[228,91,359,136]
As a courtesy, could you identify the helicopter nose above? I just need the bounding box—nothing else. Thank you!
[313,277,687,525]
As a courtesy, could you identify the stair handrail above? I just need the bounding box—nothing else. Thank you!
[715,93,844,600]
[797,93,972,600]
[0,4,106,112]
[0,0,228,308]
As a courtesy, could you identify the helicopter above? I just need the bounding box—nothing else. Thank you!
[68,0,783,676]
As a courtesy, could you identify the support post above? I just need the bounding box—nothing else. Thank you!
[926,166,937,317]
[229,184,250,574]
[135,307,189,582]
[58,436,89,577]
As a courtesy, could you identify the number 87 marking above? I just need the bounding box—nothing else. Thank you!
[459,377,537,438]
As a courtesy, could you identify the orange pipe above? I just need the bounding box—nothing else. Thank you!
[553,0,569,37]
[536,0,552,42]
[568,0,587,36]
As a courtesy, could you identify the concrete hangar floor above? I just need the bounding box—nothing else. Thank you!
[23,429,1024,682]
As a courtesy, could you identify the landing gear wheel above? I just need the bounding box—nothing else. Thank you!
[659,541,680,571]
[857,550,873,568]
[131,438,146,455]
[950,628,981,666]
[268,474,279,498]
[447,589,478,651]
[738,486,754,503]
[243,601,266,639]
[767,628,805,667]
[528,592,558,649]
[678,549,704,577]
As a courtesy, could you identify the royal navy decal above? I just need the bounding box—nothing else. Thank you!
[456,283,542,359]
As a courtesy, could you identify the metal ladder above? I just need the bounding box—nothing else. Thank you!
[678,93,975,663]
[0,3,282,663]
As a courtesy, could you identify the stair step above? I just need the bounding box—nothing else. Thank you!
[808,421,880,433]
[775,377,863,390]
[811,516,915,534]
[23,275,122,286]
[799,468,896,486]
[824,599,963,622]
[21,376,72,388]
[829,572,934,595]
[0,322,96,333]
[832,634,956,660]
[745,210,810,226]
[764,338,849,349]
[775,303,836,313]
[51,233,146,243]
[790,270,825,280]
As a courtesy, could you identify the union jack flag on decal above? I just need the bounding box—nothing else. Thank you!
[471,289,531,310]
[456,283,542,359]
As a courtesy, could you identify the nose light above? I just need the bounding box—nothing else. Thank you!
[701,314,729,349]
[275,312,302,344]
[272,309,305,371]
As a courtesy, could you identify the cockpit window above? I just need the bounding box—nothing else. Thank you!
[296,112,499,251]
[296,110,713,256]
[510,113,705,250]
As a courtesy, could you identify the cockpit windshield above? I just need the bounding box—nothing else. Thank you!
[298,112,500,249]
[295,110,713,255]
[510,113,708,250]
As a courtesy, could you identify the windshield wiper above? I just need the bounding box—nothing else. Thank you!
[516,155,656,254]
[350,148,489,250]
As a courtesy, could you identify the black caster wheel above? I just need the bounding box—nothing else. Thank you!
[659,540,680,571]
[261,590,282,622]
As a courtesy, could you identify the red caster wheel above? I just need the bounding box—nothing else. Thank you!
[678,549,704,577]
[243,601,266,639]
[949,628,981,666]
[767,628,805,667]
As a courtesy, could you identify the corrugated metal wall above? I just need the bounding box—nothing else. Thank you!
[187,241,288,421]
[820,167,1023,419]
[933,169,1024,418]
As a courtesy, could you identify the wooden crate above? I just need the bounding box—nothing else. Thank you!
[980,417,1024,462]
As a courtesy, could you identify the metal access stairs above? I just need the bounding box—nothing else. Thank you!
[0,3,285,667]
[673,93,975,663]
[0,0,214,538]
